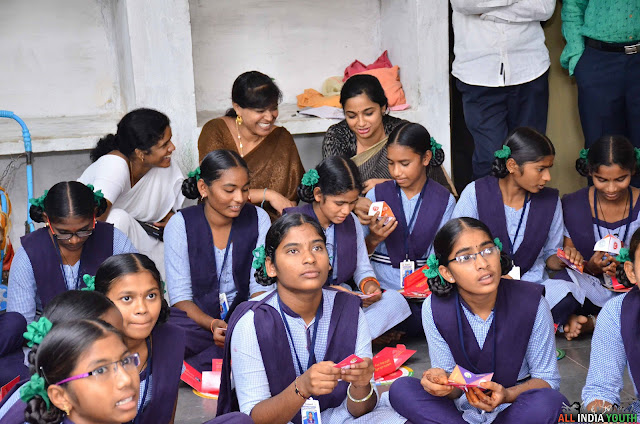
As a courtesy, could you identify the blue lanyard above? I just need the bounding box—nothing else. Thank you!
[278,295,323,376]
[506,192,530,259]
[216,227,233,281]
[455,291,496,374]
[396,180,428,259]
[594,187,633,243]
[52,239,82,290]
[330,227,338,284]
[134,337,152,424]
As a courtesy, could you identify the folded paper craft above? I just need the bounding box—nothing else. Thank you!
[373,344,416,380]
[556,248,584,274]
[447,365,493,389]
[594,235,622,255]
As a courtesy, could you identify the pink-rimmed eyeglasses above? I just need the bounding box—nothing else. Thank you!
[54,353,140,385]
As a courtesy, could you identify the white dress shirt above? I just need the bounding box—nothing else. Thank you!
[451,0,556,87]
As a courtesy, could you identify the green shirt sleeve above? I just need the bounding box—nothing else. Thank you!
[560,0,589,75]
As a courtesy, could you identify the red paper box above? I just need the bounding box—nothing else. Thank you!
[373,344,416,380]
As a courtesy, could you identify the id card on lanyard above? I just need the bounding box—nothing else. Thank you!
[301,398,322,424]
[397,181,427,287]
[217,228,233,320]
[506,193,529,281]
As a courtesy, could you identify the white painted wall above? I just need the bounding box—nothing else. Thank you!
[190,0,382,112]
[0,0,122,118]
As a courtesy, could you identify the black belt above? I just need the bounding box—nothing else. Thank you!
[586,37,639,55]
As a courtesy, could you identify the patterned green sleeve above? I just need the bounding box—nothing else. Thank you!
[560,0,589,75]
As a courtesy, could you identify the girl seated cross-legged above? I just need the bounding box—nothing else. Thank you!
[217,213,407,424]
[363,122,455,337]
[164,149,272,371]
[389,217,567,424]
[285,156,411,340]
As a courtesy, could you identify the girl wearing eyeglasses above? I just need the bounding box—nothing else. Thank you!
[451,128,582,332]
[389,217,566,424]
[363,122,455,337]
[95,253,184,424]
[0,290,124,422]
[20,319,141,424]
[7,181,137,323]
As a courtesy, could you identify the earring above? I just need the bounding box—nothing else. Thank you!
[236,115,243,126]
[63,406,70,415]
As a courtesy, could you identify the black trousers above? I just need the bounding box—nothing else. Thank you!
[456,71,549,179]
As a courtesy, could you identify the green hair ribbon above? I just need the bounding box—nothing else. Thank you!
[494,145,511,160]
[188,167,202,181]
[579,148,590,162]
[634,148,640,170]
[301,169,320,187]
[252,245,267,276]
[29,190,49,211]
[20,374,50,409]
[23,317,53,348]
[81,274,95,291]
[493,238,503,252]
[423,254,446,286]
[85,184,104,205]
[430,137,442,152]
[161,280,167,295]
[617,248,631,263]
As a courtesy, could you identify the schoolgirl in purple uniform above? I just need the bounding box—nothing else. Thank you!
[389,217,566,424]
[285,156,410,340]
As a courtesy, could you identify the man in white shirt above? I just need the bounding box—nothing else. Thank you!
[451,0,556,179]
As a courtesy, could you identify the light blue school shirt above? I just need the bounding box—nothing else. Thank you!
[6,228,137,323]
[422,295,560,424]
[326,212,375,285]
[163,207,272,307]
[452,181,563,284]
[363,184,455,291]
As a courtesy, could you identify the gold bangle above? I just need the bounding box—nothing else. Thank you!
[294,377,309,400]
[347,382,374,403]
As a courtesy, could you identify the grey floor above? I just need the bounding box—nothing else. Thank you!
[173,333,624,424]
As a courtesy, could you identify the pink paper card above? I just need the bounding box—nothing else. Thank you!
[447,365,493,389]
[334,354,364,369]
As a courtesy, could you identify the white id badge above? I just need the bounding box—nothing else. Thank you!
[507,265,521,280]
[219,293,229,321]
[400,260,415,288]
[301,397,322,424]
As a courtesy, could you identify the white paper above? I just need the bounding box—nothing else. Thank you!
[593,235,622,254]
[298,106,344,120]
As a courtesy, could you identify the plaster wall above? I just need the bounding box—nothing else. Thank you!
[0,0,122,118]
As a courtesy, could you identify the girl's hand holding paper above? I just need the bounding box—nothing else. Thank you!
[421,368,455,397]
[466,381,508,412]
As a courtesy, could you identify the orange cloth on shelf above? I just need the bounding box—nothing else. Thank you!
[355,66,407,107]
[296,89,341,108]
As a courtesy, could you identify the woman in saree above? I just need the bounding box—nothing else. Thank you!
[78,108,184,276]
[197,71,305,221]
[322,75,455,224]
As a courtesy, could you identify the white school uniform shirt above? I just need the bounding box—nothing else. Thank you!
[451,0,555,87]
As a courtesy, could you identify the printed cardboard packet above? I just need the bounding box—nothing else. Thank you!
[373,344,416,380]
[368,201,395,225]
[447,365,494,390]
[556,248,584,274]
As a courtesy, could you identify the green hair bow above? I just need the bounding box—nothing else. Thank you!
[81,274,95,291]
[20,374,50,409]
[430,137,442,152]
[23,317,53,348]
[161,280,167,295]
[493,238,503,252]
[635,149,640,170]
[29,190,49,211]
[252,245,267,276]
[301,169,320,187]
[494,145,511,160]
[617,248,631,263]
[85,184,104,205]
[423,254,446,286]
[188,167,202,181]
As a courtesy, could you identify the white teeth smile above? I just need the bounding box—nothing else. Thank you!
[116,396,133,406]
[258,123,271,128]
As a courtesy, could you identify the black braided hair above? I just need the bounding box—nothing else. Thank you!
[296,156,363,204]
[386,122,445,172]
[490,127,555,179]
[575,135,637,177]
[30,182,106,223]
[182,150,249,200]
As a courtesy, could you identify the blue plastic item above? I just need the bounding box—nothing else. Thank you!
[0,110,35,233]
